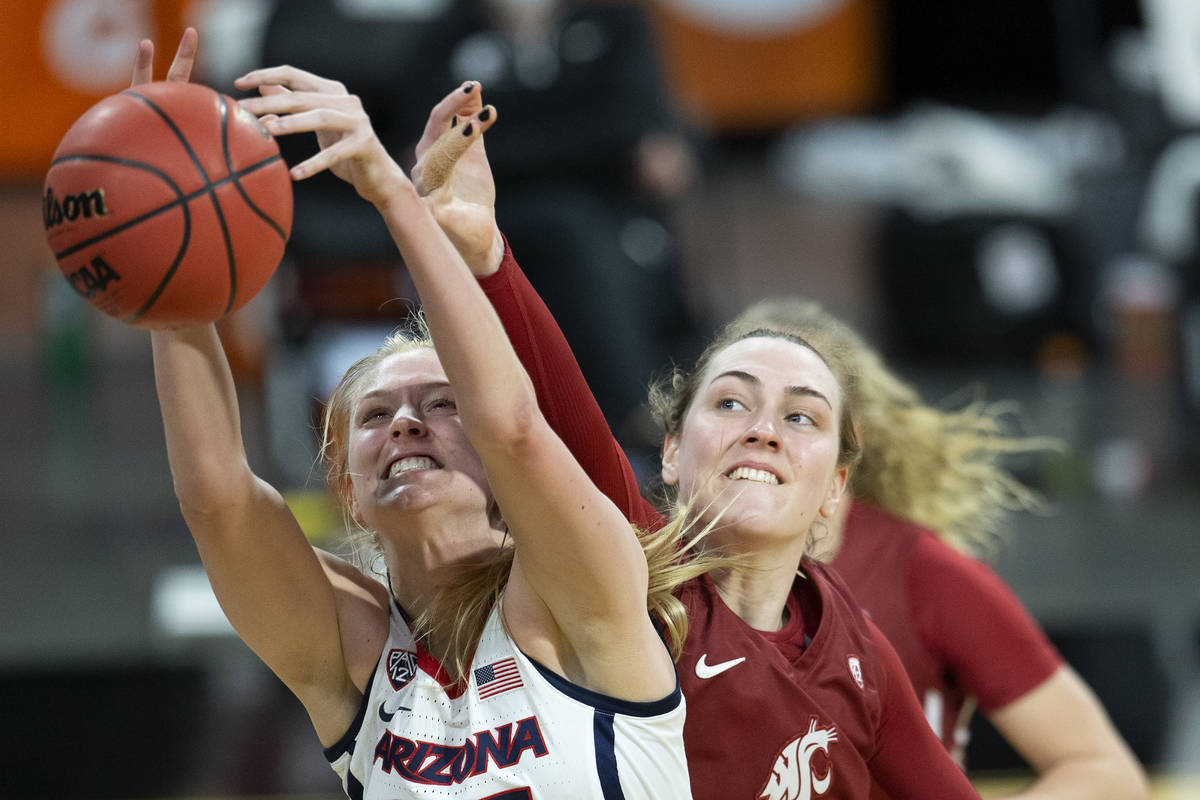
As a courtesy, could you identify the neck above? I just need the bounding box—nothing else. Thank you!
[378,508,506,620]
[707,549,803,632]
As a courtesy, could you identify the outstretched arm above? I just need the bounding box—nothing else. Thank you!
[412,90,661,531]
[235,71,676,700]
[134,32,371,747]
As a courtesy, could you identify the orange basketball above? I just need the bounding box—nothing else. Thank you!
[43,80,293,328]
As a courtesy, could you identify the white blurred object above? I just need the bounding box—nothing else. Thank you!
[334,0,452,19]
[1104,255,1180,323]
[655,0,846,35]
[152,566,234,637]
[188,0,273,87]
[1142,0,1200,125]
[1138,135,1200,262]
[1091,437,1153,499]
[41,0,152,93]
[771,105,1123,220]
[976,224,1060,315]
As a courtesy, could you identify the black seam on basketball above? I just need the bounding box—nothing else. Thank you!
[50,154,284,261]
[222,111,289,243]
[216,97,237,315]
[127,203,191,322]
[123,88,215,190]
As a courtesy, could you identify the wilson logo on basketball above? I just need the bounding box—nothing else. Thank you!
[43,187,108,230]
[67,256,121,299]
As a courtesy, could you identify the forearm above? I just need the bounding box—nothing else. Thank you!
[998,756,1149,800]
[479,245,662,529]
[987,667,1149,800]
[151,325,253,512]
[377,184,537,445]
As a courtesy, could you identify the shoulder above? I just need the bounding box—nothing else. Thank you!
[315,549,390,689]
[316,549,390,609]
[834,501,924,572]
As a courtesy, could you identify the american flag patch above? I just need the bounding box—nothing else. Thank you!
[474,657,523,699]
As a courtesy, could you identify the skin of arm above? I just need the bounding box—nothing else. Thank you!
[152,325,370,743]
[910,532,1149,800]
[137,31,377,747]
[234,70,675,699]
[410,89,658,529]
[987,665,1149,800]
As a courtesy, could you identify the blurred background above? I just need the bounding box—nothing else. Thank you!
[3,0,1200,797]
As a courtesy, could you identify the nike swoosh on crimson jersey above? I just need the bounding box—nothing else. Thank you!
[695,654,747,679]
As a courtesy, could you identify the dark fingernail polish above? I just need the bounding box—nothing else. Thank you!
[462,123,474,136]
[463,82,475,93]
[451,116,458,128]
[477,108,491,122]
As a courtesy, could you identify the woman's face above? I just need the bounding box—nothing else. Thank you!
[661,336,848,543]
[345,349,493,530]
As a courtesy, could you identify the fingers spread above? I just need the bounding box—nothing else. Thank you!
[235,65,347,96]
[416,81,484,157]
[415,104,496,195]
[239,89,362,121]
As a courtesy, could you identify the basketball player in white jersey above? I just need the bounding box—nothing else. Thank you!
[137,30,723,799]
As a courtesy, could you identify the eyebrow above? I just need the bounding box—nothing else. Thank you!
[356,380,452,406]
[710,370,833,410]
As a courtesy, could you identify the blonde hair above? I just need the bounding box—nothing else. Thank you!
[732,297,1060,557]
[319,315,733,683]
[647,322,862,560]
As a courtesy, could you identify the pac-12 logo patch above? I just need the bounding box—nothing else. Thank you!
[847,655,864,690]
[387,648,418,690]
[759,718,838,800]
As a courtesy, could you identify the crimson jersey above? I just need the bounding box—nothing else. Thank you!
[480,244,982,799]
[832,500,1062,772]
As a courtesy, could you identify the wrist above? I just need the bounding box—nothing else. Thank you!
[474,229,505,277]
[370,165,420,214]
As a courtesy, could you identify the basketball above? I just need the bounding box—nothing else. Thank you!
[43,81,293,328]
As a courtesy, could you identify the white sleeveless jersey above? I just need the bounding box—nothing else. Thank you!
[325,596,692,799]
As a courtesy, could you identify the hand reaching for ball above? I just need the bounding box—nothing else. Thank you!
[234,66,403,205]
[236,67,502,273]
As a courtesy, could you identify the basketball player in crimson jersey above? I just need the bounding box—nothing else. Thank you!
[730,296,1148,800]
[406,84,983,797]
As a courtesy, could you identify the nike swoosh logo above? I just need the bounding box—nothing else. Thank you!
[378,701,412,723]
[695,654,746,679]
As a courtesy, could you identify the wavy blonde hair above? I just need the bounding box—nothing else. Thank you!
[648,323,862,560]
[319,317,735,683]
[731,297,1061,557]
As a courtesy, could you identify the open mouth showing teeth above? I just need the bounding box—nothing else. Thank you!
[727,466,780,485]
[386,456,441,478]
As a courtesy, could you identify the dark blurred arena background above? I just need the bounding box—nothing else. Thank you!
[2,1,1198,797]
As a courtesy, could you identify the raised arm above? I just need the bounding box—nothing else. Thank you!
[411,90,660,531]
[235,71,676,700]
[135,32,372,747]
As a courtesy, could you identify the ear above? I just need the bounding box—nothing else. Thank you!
[660,434,680,486]
[818,466,849,520]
